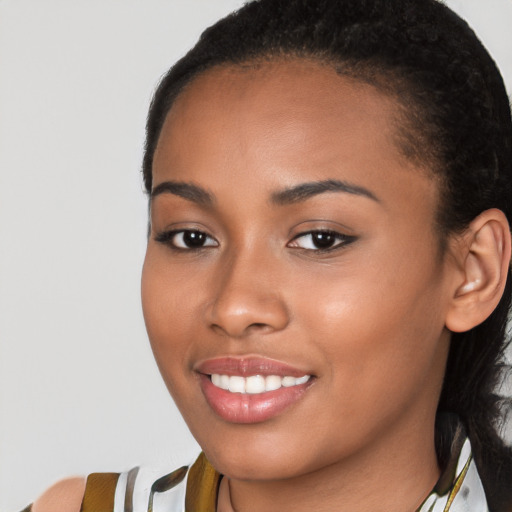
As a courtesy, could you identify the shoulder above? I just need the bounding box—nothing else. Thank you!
[26,452,210,512]
[31,477,86,512]
[30,472,121,512]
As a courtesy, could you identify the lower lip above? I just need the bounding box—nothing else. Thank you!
[199,374,313,424]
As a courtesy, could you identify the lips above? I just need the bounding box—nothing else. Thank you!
[195,357,314,424]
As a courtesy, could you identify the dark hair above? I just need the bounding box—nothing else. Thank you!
[143,0,512,508]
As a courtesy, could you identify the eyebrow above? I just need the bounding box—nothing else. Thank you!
[271,179,379,205]
[150,178,378,208]
[151,181,214,207]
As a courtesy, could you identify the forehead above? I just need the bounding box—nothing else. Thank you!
[152,59,437,215]
[158,60,403,171]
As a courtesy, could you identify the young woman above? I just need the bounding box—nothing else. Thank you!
[30,0,512,510]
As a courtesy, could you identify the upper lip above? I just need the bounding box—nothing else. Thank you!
[194,356,311,377]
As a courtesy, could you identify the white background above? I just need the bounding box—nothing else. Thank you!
[0,1,511,510]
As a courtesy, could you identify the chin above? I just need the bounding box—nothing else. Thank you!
[193,423,325,481]
[206,447,303,481]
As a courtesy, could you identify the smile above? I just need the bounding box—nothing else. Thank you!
[210,374,311,394]
[196,357,315,423]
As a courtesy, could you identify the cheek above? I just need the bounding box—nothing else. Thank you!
[141,251,197,380]
[294,246,448,404]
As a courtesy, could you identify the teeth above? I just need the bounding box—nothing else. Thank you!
[282,376,297,387]
[246,375,266,394]
[220,375,230,390]
[265,375,282,392]
[295,375,310,385]
[229,376,246,394]
[210,374,311,394]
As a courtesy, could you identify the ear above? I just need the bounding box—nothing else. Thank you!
[445,208,511,333]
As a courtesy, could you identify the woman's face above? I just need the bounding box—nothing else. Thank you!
[142,60,455,480]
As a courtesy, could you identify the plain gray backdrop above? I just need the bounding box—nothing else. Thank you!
[1,1,511,510]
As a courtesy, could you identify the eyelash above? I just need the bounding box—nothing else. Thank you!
[154,229,356,253]
[154,229,218,250]
[287,230,356,252]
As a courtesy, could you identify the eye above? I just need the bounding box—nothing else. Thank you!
[288,230,355,251]
[155,229,218,250]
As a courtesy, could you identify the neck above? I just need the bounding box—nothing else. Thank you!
[217,419,440,512]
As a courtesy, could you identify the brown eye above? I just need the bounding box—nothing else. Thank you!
[155,229,218,250]
[309,232,337,249]
[288,230,355,251]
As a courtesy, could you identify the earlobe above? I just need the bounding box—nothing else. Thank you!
[445,209,511,333]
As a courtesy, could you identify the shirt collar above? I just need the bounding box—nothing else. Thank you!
[418,424,489,512]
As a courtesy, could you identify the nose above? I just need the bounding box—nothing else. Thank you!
[205,252,289,339]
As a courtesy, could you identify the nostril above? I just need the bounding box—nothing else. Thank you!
[210,320,279,338]
[249,323,268,329]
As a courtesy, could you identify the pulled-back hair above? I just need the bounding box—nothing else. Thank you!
[143,0,512,508]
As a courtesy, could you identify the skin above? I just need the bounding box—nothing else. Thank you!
[141,59,460,512]
[32,478,85,512]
